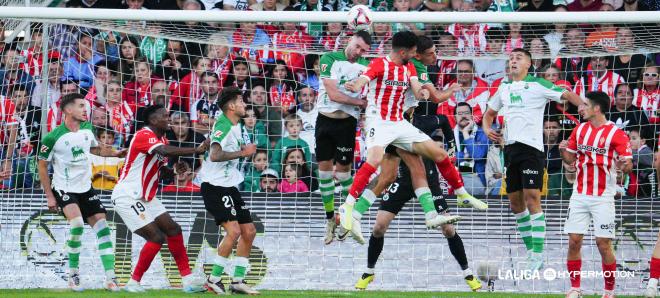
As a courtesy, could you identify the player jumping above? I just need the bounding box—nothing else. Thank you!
[559,91,632,298]
[112,104,208,293]
[201,87,260,295]
[38,93,124,292]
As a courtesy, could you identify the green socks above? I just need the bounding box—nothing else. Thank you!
[515,210,533,251]
[68,217,84,271]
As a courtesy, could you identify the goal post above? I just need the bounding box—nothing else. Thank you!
[0,7,658,294]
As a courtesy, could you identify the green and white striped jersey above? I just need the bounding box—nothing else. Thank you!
[201,114,245,187]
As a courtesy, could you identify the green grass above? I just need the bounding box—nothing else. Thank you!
[0,290,646,298]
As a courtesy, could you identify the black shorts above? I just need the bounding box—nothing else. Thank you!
[504,142,545,193]
[52,187,106,221]
[315,114,357,165]
[379,160,449,215]
[201,183,252,225]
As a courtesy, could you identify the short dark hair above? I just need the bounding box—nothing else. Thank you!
[353,30,373,46]
[392,31,418,51]
[10,84,27,96]
[614,82,633,96]
[95,126,116,138]
[511,48,532,60]
[416,35,434,54]
[60,78,80,89]
[219,87,243,111]
[486,27,505,41]
[454,102,472,115]
[457,59,474,70]
[142,104,166,125]
[201,71,219,80]
[586,91,611,114]
[60,93,85,110]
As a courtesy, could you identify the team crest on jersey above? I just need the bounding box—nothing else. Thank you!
[40,145,49,153]
[599,137,605,146]
[321,64,328,73]
[214,130,223,138]
[420,73,428,81]
[149,137,157,144]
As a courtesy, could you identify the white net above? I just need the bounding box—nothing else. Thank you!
[0,4,659,295]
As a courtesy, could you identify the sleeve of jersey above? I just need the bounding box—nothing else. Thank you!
[539,79,566,103]
[565,127,578,154]
[319,54,335,79]
[37,133,56,161]
[417,64,431,85]
[613,130,633,159]
[82,122,99,148]
[210,122,231,146]
[360,58,384,81]
[134,130,165,155]
[488,88,503,112]
[408,62,418,80]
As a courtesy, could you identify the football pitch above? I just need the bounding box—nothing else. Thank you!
[0,290,645,298]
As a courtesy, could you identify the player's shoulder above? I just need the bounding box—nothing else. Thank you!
[43,124,70,143]
[320,51,345,63]
[211,115,233,140]
[134,127,157,140]
[525,75,563,91]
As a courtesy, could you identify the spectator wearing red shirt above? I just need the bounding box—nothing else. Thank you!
[170,57,210,113]
[0,90,18,180]
[232,21,274,67]
[437,60,489,128]
[266,60,297,116]
[124,57,164,109]
[162,160,200,192]
[319,22,348,52]
[575,54,625,102]
[271,11,315,74]
[568,0,603,11]
[633,65,660,123]
[104,80,133,147]
[205,38,234,87]
[46,79,81,132]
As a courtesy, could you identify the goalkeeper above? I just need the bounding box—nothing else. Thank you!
[354,124,482,292]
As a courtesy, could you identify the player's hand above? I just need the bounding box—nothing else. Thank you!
[345,80,358,92]
[447,83,461,93]
[355,96,368,109]
[484,127,502,143]
[419,89,430,100]
[241,144,257,157]
[115,148,128,158]
[558,140,569,151]
[615,156,628,171]
[46,193,58,212]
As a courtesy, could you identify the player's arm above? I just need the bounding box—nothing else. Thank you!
[210,143,256,162]
[613,130,633,174]
[426,82,459,104]
[344,76,370,94]
[37,159,57,212]
[90,146,127,158]
[152,139,209,157]
[559,128,578,165]
[481,108,501,142]
[323,78,365,107]
[561,90,584,108]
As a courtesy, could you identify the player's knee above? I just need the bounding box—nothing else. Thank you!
[166,222,182,236]
[242,224,257,241]
[372,223,388,238]
[151,230,167,244]
[224,224,241,242]
[432,149,448,162]
[441,224,455,237]
[568,237,582,252]
[380,170,397,186]
[596,238,612,251]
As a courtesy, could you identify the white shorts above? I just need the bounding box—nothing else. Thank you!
[563,194,616,238]
[365,117,430,152]
[111,186,167,232]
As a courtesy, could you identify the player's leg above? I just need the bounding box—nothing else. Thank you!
[354,149,400,221]
[519,147,546,270]
[646,231,660,297]
[79,188,118,291]
[340,145,384,231]
[208,220,241,294]
[228,190,259,295]
[592,199,617,298]
[410,139,487,210]
[59,200,85,292]
[563,196,590,298]
[129,222,167,292]
[356,210,397,290]
[316,115,339,243]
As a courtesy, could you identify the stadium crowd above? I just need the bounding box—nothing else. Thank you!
[0,0,659,198]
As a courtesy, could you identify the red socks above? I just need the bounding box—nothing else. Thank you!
[132,241,162,282]
[602,261,616,291]
[435,157,464,189]
[567,259,582,288]
[651,257,660,279]
[167,233,192,277]
[348,162,376,199]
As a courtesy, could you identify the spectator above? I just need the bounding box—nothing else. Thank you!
[224,58,252,92]
[68,0,124,8]
[454,102,489,195]
[544,118,574,198]
[272,11,314,73]
[475,28,506,84]
[123,57,164,108]
[629,128,654,196]
[126,0,147,9]
[613,27,651,84]
[206,37,234,87]
[430,32,459,88]
[371,22,393,55]
[241,105,269,149]
[446,22,488,57]
[4,85,41,188]
[391,0,425,35]
[488,0,517,11]
[608,82,651,135]
[19,25,47,78]
[155,39,189,82]
[250,0,286,10]
[171,57,210,113]
[118,36,141,84]
[529,38,551,77]
[567,0,603,11]
[283,146,317,191]
[248,83,283,146]
[90,127,124,191]
[519,0,555,11]
[91,106,109,128]
[85,60,117,106]
[278,162,309,193]
[192,71,221,134]
[31,57,63,108]
[151,79,175,110]
[104,80,132,147]
[140,35,167,66]
[243,149,268,192]
[296,86,318,151]
[0,45,34,97]
[543,5,569,57]
[575,53,624,101]
[319,22,347,51]
[270,114,312,170]
[166,111,206,171]
[266,60,298,115]
[300,54,320,90]
[633,64,660,123]
[293,0,333,39]
[259,168,280,192]
[504,23,524,54]
[617,0,652,10]
[585,7,618,51]
[544,78,579,134]
[485,128,504,195]
[46,79,81,131]
[93,31,120,64]
[437,60,488,128]
[223,0,253,10]
[232,21,273,65]
[555,27,588,85]
[162,160,201,192]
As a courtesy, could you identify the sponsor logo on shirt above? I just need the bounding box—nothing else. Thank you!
[40,145,49,153]
[214,130,223,138]
[577,144,606,154]
[384,80,409,87]
[522,169,538,175]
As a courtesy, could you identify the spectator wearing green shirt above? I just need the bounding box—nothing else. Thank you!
[241,105,269,150]
[243,150,269,192]
[270,114,312,171]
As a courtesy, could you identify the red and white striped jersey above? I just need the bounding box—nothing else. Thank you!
[0,97,17,144]
[117,127,168,201]
[575,70,625,103]
[361,56,418,122]
[445,23,488,57]
[566,121,632,197]
[633,87,660,123]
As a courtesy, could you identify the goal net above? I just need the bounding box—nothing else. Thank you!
[0,5,658,295]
